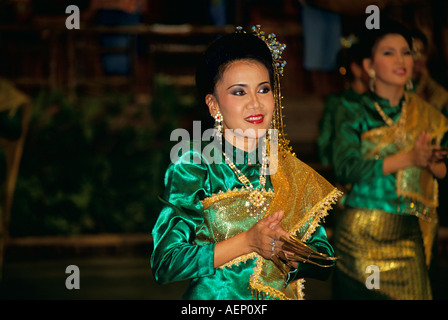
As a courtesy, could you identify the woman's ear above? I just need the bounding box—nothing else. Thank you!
[350,62,363,79]
[362,57,373,75]
[206,94,219,117]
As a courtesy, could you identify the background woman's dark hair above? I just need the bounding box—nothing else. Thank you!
[195,32,274,101]
[358,18,413,60]
[336,41,364,81]
[410,28,428,51]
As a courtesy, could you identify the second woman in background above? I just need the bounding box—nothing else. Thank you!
[331,19,448,300]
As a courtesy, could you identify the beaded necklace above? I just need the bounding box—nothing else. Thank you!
[373,96,408,148]
[221,140,270,220]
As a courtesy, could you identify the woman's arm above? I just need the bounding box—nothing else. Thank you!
[151,152,214,285]
[152,203,289,282]
[332,101,384,185]
[383,132,447,179]
[428,161,447,179]
[151,201,216,285]
[333,101,446,181]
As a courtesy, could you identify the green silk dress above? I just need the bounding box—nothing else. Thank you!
[331,92,448,299]
[151,139,340,300]
[318,88,363,167]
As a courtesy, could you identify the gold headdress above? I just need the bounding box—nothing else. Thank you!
[235,25,293,155]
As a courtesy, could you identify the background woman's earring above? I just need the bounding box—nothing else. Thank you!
[405,79,414,91]
[214,111,223,139]
[368,69,376,92]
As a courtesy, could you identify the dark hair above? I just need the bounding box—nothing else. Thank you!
[195,32,274,100]
[358,19,413,60]
[410,28,428,50]
[336,41,364,81]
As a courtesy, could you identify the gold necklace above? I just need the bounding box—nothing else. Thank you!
[373,97,408,148]
[221,147,270,220]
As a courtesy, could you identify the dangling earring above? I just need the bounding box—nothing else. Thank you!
[405,79,414,92]
[368,69,376,92]
[265,121,274,161]
[214,111,223,140]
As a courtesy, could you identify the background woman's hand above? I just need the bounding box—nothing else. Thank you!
[411,132,433,167]
[429,147,448,164]
[409,132,447,179]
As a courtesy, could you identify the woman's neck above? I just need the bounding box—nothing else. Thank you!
[223,132,258,153]
[351,78,368,94]
[374,83,405,106]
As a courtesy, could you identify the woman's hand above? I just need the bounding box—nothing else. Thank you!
[411,132,434,167]
[409,132,447,179]
[214,210,297,268]
[245,210,287,260]
[429,147,448,164]
[428,147,448,179]
[384,132,447,178]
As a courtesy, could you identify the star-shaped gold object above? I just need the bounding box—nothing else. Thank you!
[248,189,266,208]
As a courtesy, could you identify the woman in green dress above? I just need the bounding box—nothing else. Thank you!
[150,26,342,300]
[318,40,369,167]
[331,20,448,300]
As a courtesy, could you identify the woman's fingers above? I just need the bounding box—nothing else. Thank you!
[413,132,437,167]
[417,131,430,146]
[247,210,301,260]
[429,148,448,164]
[264,236,285,258]
[423,132,431,145]
[262,210,283,225]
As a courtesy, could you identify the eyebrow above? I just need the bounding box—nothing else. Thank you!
[226,81,270,90]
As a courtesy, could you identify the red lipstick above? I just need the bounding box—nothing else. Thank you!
[244,114,264,124]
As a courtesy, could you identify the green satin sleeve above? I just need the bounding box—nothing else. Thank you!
[318,94,340,167]
[318,89,363,167]
[286,225,335,284]
[150,148,216,285]
[331,98,384,186]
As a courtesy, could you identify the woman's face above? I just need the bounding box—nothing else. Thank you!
[206,59,275,148]
[364,34,414,90]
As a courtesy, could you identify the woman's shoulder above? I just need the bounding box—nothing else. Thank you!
[329,92,368,124]
[168,139,221,167]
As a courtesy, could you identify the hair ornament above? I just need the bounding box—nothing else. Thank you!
[340,33,359,49]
